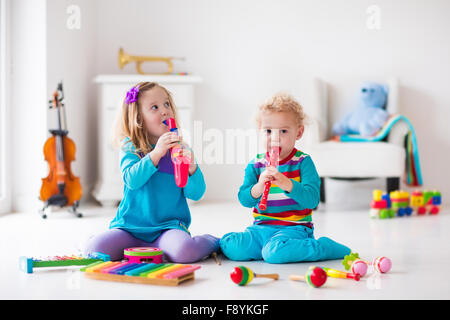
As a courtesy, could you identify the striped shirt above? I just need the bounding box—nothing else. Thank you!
[238,148,320,228]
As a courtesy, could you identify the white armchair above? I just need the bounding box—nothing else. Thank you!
[297,77,410,203]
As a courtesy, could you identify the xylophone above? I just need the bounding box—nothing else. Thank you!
[19,252,110,274]
[81,261,201,286]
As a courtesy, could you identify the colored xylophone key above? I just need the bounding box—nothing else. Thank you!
[139,263,173,277]
[109,263,140,275]
[101,261,129,274]
[81,261,201,286]
[79,260,104,272]
[162,265,201,279]
[124,263,160,276]
[85,261,116,273]
[147,264,186,278]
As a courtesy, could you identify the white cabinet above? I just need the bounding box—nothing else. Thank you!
[92,75,202,207]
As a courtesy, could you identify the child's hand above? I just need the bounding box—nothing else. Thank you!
[251,167,277,198]
[179,147,198,176]
[258,167,275,185]
[149,132,179,166]
[263,166,293,193]
[153,132,179,157]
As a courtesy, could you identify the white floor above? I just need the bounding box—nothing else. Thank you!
[1,185,449,300]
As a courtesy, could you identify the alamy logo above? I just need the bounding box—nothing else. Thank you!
[66,5,81,30]
[366,5,381,30]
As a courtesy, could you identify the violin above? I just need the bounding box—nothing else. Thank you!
[39,82,83,218]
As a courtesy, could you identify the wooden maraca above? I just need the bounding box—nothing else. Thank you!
[343,252,392,276]
[372,256,392,273]
[290,266,328,288]
[230,266,279,286]
[348,259,368,277]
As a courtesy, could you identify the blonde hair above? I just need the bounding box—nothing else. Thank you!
[255,92,306,128]
[112,82,181,155]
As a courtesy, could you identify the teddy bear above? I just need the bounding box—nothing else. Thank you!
[332,81,390,137]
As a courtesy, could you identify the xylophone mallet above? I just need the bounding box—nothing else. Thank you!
[290,266,327,288]
[230,266,279,286]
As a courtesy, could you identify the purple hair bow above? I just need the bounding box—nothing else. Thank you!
[125,85,140,104]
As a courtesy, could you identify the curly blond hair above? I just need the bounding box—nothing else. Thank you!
[112,82,181,155]
[255,92,305,128]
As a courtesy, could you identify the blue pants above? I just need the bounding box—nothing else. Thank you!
[220,224,351,264]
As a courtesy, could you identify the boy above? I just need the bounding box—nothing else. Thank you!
[220,93,351,263]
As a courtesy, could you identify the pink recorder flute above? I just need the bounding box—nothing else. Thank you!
[163,118,190,188]
[258,131,281,211]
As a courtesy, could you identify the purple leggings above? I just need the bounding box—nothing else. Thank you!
[84,228,220,263]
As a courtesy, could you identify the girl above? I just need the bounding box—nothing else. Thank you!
[85,82,219,263]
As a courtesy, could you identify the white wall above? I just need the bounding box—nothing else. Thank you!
[9,0,450,210]
[0,0,11,214]
[9,0,97,211]
[93,0,450,202]
[10,0,48,212]
[46,0,98,203]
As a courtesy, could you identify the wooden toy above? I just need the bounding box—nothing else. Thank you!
[81,261,201,286]
[19,252,110,274]
[230,266,279,286]
[289,266,327,288]
[370,189,395,219]
[411,190,441,215]
[343,252,392,274]
[123,247,163,264]
[163,118,190,188]
[372,256,392,273]
[390,190,413,217]
[349,259,368,277]
[371,189,441,218]
[211,252,221,265]
[342,252,360,270]
[322,267,360,281]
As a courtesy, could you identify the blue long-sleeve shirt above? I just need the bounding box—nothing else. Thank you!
[109,139,206,242]
[238,148,320,227]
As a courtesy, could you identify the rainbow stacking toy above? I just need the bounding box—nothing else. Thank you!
[370,189,441,219]
[81,261,201,286]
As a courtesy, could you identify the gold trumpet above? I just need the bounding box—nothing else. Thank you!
[118,47,184,75]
